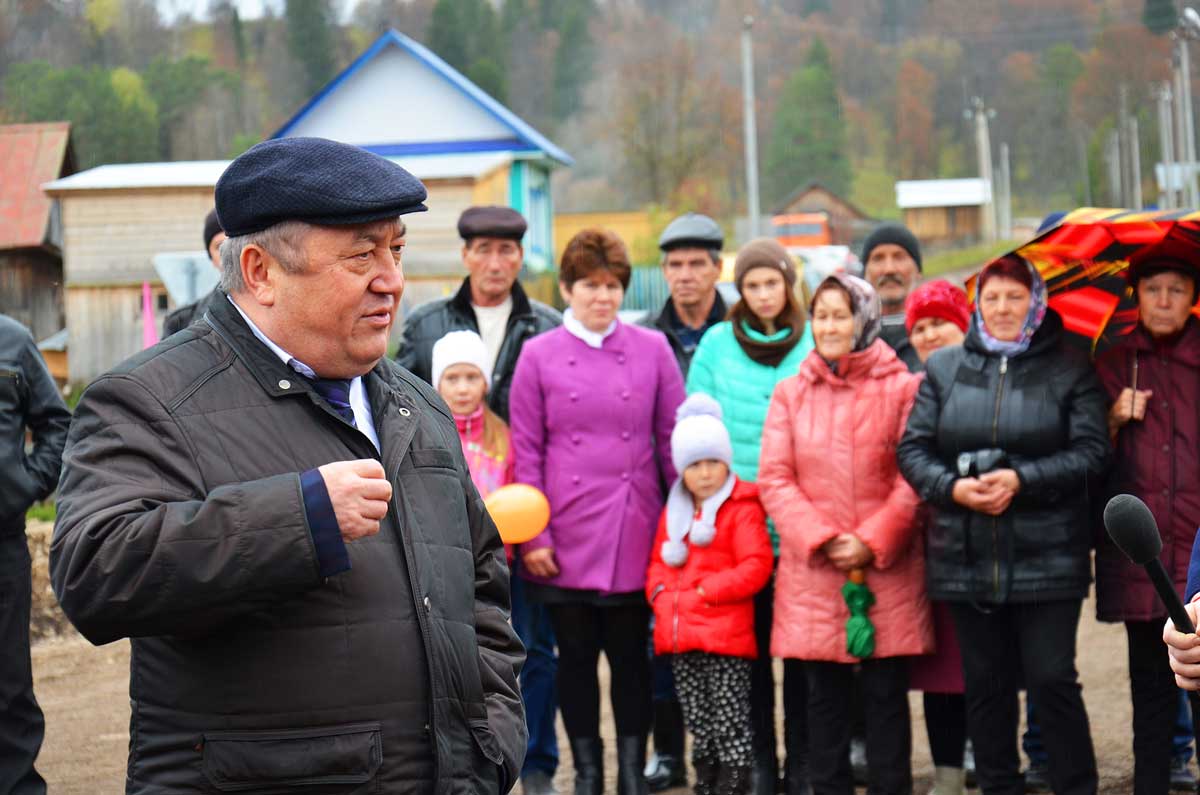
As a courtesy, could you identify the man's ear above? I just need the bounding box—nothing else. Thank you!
[241,243,277,307]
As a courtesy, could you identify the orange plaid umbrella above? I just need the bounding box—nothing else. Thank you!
[967,208,1200,353]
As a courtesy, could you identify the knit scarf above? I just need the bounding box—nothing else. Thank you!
[661,473,737,568]
[730,306,805,368]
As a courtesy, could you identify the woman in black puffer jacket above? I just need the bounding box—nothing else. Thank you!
[897,254,1110,795]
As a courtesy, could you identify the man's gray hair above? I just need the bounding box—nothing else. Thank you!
[660,247,723,268]
[219,220,313,293]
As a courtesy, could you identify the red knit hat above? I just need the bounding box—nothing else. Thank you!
[904,279,970,334]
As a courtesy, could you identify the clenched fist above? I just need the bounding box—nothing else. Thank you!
[318,459,393,542]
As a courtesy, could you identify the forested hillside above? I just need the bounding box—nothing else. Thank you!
[0,0,1176,220]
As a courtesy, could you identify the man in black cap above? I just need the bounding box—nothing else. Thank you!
[0,312,70,795]
[640,212,728,377]
[860,222,924,372]
[396,205,560,422]
[51,137,526,794]
[162,208,226,337]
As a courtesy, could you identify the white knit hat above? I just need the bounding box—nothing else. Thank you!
[670,393,733,474]
[431,330,492,389]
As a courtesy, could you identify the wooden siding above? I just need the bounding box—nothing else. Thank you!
[0,249,63,342]
[66,284,167,384]
[60,188,216,286]
[775,185,874,247]
[553,211,656,264]
[902,206,982,247]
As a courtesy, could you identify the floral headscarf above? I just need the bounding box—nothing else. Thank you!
[974,255,1048,357]
[811,272,882,352]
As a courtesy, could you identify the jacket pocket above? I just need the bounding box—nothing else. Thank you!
[201,722,382,792]
[409,447,456,470]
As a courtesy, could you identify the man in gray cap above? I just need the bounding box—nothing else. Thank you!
[162,208,226,337]
[396,205,560,421]
[640,212,728,376]
[51,137,526,794]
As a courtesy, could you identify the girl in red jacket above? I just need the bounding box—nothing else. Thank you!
[646,394,774,795]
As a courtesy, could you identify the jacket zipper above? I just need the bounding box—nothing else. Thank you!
[990,356,1008,600]
[671,575,681,653]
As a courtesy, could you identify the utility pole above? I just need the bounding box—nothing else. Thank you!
[1130,115,1143,209]
[998,143,1012,239]
[970,97,996,242]
[740,15,761,240]
[1077,130,1093,206]
[1106,128,1122,205]
[1118,85,1133,207]
[1159,82,1176,208]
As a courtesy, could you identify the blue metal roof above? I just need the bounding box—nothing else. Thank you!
[270,29,573,167]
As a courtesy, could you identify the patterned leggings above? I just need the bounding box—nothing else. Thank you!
[671,652,754,768]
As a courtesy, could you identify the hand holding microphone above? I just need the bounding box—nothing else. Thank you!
[1103,494,1200,689]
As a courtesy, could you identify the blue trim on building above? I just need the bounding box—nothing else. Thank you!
[270,29,573,167]
[362,139,532,157]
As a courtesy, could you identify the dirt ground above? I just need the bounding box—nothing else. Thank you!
[30,591,1154,794]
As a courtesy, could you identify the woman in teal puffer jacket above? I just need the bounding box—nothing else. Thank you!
[685,237,813,795]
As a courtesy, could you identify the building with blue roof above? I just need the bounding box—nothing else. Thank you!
[272,29,573,275]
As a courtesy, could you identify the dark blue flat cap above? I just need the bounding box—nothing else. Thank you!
[215,137,428,237]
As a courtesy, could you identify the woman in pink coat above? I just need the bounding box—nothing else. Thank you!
[759,273,932,795]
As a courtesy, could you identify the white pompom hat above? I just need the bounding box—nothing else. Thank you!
[431,330,492,389]
[670,393,733,474]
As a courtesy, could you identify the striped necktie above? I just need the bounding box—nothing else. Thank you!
[306,376,356,427]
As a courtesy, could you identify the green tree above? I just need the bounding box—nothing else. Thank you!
[428,0,508,100]
[4,61,159,167]
[285,0,337,97]
[552,2,591,119]
[1144,0,1178,35]
[764,38,851,204]
[144,55,224,159]
[428,0,469,72]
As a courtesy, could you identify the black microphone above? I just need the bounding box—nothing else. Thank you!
[1104,493,1196,633]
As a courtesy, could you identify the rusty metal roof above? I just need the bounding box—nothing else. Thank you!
[0,122,73,250]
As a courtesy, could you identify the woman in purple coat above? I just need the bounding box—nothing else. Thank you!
[510,229,685,795]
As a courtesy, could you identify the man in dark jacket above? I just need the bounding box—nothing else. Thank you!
[162,208,226,337]
[0,314,69,795]
[395,206,560,422]
[861,223,923,372]
[51,138,526,795]
[640,213,727,378]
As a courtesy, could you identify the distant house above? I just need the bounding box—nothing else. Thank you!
[895,178,990,248]
[43,28,571,385]
[272,29,572,275]
[772,181,875,249]
[0,122,75,344]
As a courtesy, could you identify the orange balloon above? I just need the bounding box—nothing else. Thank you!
[484,484,551,545]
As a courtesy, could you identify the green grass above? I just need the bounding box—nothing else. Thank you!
[26,501,55,522]
[922,240,1020,279]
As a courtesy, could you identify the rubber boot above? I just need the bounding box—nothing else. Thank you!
[569,737,603,795]
[749,752,777,795]
[693,757,720,795]
[928,766,966,795]
[617,735,650,795]
[721,765,753,795]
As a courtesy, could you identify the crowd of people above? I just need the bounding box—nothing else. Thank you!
[2,138,1199,795]
[399,206,1200,795]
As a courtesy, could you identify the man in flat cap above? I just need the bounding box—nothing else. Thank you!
[397,206,562,795]
[640,212,728,377]
[162,208,226,337]
[396,205,560,422]
[51,137,526,794]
